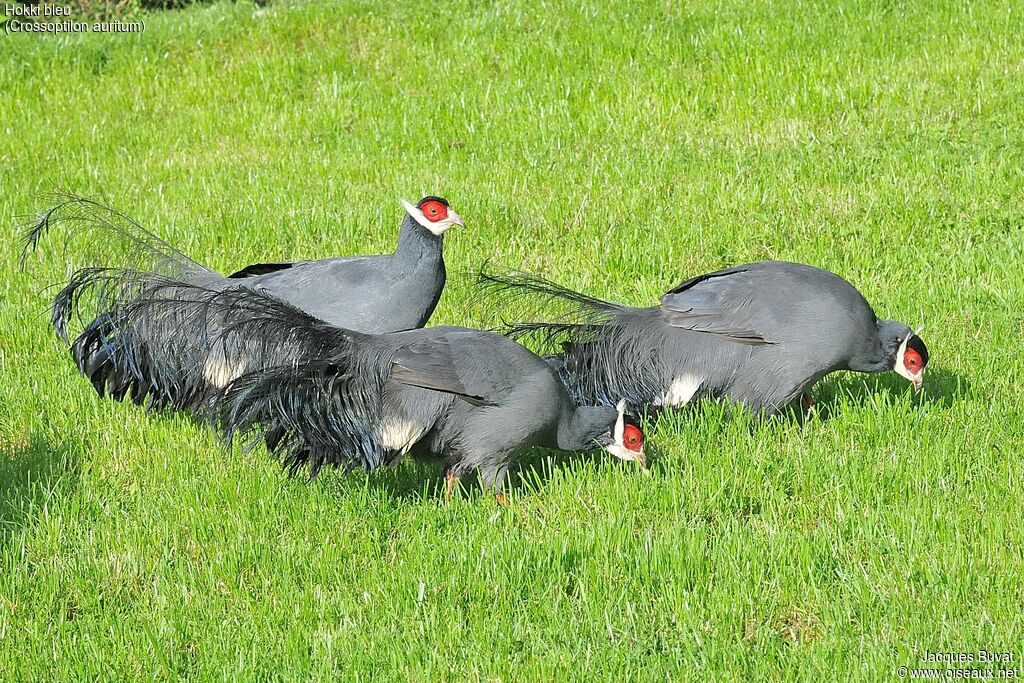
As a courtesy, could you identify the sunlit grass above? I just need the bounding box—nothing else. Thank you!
[1,0,1022,679]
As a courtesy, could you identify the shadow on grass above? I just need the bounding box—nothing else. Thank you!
[814,364,971,419]
[217,366,972,506]
[0,432,81,552]
[364,460,450,503]
[264,365,975,506]
[313,449,613,505]
[395,448,647,505]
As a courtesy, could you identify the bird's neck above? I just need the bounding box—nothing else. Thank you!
[556,405,615,452]
[394,216,444,261]
[848,319,908,373]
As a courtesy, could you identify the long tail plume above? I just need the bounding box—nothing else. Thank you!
[214,360,390,477]
[117,275,393,475]
[20,194,207,275]
[20,195,222,408]
[23,197,395,474]
[474,267,626,351]
[474,266,664,408]
[476,267,625,318]
[48,262,359,407]
[56,267,393,473]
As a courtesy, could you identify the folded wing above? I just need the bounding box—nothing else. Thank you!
[659,266,772,345]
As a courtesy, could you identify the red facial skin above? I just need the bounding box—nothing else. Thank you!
[903,348,924,374]
[623,424,644,453]
[419,200,449,222]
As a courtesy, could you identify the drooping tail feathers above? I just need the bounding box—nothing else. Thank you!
[46,266,212,410]
[48,262,350,404]
[475,267,664,408]
[20,194,207,276]
[53,267,394,474]
[21,196,215,408]
[213,360,391,477]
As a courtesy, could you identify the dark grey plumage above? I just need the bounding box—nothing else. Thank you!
[221,195,461,332]
[22,195,462,410]
[44,270,646,489]
[481,261,930,415]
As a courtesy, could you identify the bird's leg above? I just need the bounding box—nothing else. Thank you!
[444,469,458,502]
[480,463,511,507]
[801,393,814,410]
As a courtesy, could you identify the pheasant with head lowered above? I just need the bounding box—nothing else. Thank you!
[50,270,647,496]
[481,261,929,416]
[23,195,463,411]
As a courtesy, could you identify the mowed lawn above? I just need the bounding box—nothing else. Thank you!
[2,0,1023,679]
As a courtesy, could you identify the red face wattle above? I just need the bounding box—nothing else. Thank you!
[903,347,923,374]
[623,424,644,453]
[418,200,449,223]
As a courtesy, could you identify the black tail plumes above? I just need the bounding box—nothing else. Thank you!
[49,267,181,408]
[22,196,221,408]
[476,268,664,408]
[20,195,205,276]
[54,267,355,410]
[112,278,395,475]
[23,197,396,475]
[55,266,393,474]
[43,265,218,410]
[475,269,625,338]
[214,360,390,477]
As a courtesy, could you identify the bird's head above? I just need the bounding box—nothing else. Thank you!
[883,322,929,391]
[598,399,647,469]
[400,196,465,236]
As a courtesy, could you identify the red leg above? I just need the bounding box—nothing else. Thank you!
[494,492,509,507]
[445,470,458,502]
[801,393,814,410]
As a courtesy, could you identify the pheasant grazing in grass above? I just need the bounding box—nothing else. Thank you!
[40,268,647,497]
[480,261,929,416]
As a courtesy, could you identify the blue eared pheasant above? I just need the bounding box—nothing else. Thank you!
[481,261,930,416]
[23,195,463,410]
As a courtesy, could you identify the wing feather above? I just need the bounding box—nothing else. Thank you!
[390,339,495,407]
[659,266,773,345]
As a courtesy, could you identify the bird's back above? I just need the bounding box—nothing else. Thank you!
[663,261,875,345]
[386,326,558,405]
[364,326,566,480]
[235,252,445,333]
[657,261,882,410]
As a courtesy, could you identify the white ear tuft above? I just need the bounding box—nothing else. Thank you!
[399,198,419,216]
[613,400,626,445]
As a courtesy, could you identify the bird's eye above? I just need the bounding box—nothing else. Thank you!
[622,424,643,451]
[903,348,923,373]
[418,200,448,222]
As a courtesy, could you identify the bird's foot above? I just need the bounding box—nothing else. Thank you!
[801,393,814,411]
[494,492,509,507]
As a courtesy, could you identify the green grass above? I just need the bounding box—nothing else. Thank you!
[2,0,1023,679]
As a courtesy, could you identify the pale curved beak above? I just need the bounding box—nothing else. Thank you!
[449,210,465,228]
[912,374,924,392]
[635,450,648,470]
